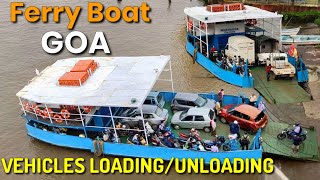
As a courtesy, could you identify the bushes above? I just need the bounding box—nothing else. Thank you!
[283,11,320,24]
[315,18,320,27]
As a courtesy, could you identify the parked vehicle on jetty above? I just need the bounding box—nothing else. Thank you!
[261,53,295,79]
[17,56,267,164]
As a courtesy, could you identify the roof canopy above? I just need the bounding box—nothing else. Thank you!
[17,56,170,107]
[184,5,282,23]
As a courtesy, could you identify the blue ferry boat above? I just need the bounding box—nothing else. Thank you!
[184,4,283,88]
[17,56,263,164]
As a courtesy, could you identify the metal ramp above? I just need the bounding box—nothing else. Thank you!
[251,67,311,104]
[261,121,319,161]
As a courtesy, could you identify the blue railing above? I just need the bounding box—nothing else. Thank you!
[186,42,254,88]
[288,55,309,83]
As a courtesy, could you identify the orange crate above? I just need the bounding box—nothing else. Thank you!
[90,62,98,73]
[207,5,224,12]
[58,72,89,86]
[70,60,95,72]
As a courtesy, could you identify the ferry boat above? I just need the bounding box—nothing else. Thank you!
[16,56,264,164]
[184,4,283,88]
[282,35,320,45]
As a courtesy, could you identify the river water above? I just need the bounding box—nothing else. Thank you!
[0,0,317,179]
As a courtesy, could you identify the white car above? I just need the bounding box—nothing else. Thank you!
[171,107,215,133]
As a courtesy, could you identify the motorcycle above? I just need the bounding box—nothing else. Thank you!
[277,126,307,141]
[178,131,201,141]
[203,136,226,151]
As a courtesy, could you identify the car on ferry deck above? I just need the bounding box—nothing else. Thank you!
[171,107,215,133]
[171,93,216,112]
[143,91,165,108]
[119,105,168,130]
[217,104,268,134]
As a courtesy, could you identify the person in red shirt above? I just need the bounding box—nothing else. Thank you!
[266,64,272,81]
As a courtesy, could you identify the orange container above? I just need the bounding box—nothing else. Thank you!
[58,72,89,86]
[70,60,95,72]
[207,5,224,12]
[207,3,245,12]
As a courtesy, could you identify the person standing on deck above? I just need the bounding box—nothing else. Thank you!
[240,132,250,150]
[214,101,221,117]
[217,89,224,106]
[210,119,216,137]
[258,101,266,112]
[229,120,240,138]
[292,135,302,154]
[266,64,272,81]
[249,93,257,106]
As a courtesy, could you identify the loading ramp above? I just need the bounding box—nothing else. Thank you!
[251,67,311,104]
[261,121,319,161]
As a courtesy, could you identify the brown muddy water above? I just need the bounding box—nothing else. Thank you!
[0,0,318,180]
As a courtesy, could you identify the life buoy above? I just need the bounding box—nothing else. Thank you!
[33,105,42,116]
[61,109,71,119]
[41,108,54,119]
[200,22,207,30]
[187,21,193,32]
[83,106,92,113]
[39,110,48,119]
[54,114,63,123]
[23,102,32,111]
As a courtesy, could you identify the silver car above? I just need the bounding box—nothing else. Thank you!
[143,91,165,108]
[171,107,215,133]
[171,93,215,112]
[119,105,168,130]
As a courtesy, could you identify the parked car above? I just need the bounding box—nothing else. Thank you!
[171,107,215,133]
[218,104,268,134]
[119,105,168,130]
[143,91,165,108]
[171,93,215,112]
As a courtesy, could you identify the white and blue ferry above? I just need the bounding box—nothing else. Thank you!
[17,56,263,164]
[184,4,283,88]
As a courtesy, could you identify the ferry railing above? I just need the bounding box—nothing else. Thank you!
[19,102,151,144]
[186,16,209,58]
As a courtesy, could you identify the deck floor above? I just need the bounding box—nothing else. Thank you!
[251,66,311,104]
[165,102,319,161]
[261,121,319,161]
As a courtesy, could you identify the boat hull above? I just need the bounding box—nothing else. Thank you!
[186,42,254,88]
[26,124,262,164]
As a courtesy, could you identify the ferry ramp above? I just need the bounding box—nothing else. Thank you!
[261,121,319,161]
[251,67,311,104]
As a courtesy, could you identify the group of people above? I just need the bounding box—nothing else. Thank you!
[207,45,252,77]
